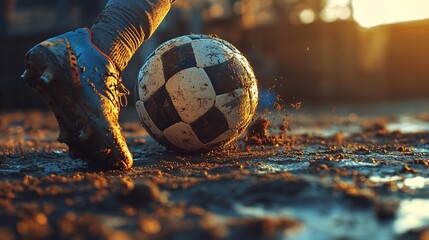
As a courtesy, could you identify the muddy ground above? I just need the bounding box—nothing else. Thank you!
[1,104,429,240]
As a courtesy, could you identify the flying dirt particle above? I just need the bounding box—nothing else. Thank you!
[290,101,301,110]
[273,95,289,112]
[274,102,282,111]
[279,117,290,136]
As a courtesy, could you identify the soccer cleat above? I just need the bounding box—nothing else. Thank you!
[21,28,133,169]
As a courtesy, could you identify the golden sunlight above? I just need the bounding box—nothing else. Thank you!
[352,0,429,28]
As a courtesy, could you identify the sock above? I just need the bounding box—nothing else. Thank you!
[91,0,172,71]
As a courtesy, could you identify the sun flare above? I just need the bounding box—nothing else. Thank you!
[352,0,429,28]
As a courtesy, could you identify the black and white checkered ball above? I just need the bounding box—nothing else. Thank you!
[135,34,258,153]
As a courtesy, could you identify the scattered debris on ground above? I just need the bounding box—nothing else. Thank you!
[0,110,428,239]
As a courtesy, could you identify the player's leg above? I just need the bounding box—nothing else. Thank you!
[21,0,172,169]
[91,0,172,71]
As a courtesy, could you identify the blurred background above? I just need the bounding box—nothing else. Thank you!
[1,0,429,110]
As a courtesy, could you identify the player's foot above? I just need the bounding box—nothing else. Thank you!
[21,28,133,169]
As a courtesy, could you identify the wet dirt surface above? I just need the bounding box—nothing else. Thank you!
[1,107,429,240]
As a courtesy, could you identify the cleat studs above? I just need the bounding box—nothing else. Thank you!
[40,70,54,84]
[20,70,29,82]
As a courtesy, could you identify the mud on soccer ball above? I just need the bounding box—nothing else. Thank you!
[135,34,258,153]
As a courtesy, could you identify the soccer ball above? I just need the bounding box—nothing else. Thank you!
[135,34,258,153]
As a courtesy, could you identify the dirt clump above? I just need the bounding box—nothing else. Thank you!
[117,180,168,206]
[244,117,285,146]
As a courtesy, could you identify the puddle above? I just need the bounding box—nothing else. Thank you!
[413,147,429,153]
[403,176,429,189]
[235,203,393,240]
[394,199,429,234]
[370,176,429,189]
[289,117,429,137]
[256,157,311,174]
[256,157,379,175]
[369,176,402,183]
[387,117,429,133]
[337,159,379,168]
[290,125,361,137]
[236,199,429,238]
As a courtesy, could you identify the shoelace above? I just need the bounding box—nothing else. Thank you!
[117,80,130,107]
[105,74,130,109]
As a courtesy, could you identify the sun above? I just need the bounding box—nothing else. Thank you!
[352,0,429,28]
